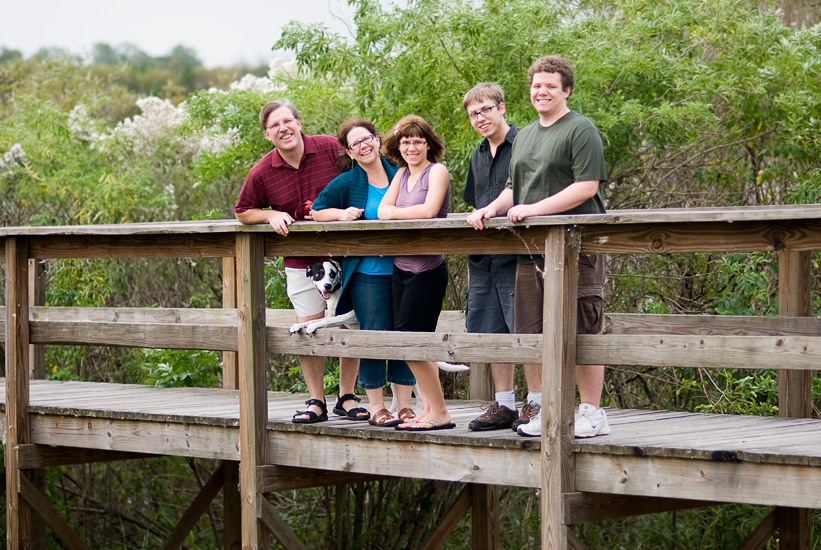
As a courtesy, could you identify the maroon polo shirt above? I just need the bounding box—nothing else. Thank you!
[236,133,343,268]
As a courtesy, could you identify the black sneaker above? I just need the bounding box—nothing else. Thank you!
[511,402,541,431]
[468,402,519,431]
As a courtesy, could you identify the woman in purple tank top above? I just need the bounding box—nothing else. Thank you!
[377,115,454,431]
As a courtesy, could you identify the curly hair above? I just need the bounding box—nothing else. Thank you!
[382,115,444,167]
[334,118,379,172]
[528,55,575,96]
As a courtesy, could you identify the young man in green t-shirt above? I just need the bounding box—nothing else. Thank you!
[466,55,609,438]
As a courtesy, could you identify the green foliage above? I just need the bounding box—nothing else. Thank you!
[140,348,221,388]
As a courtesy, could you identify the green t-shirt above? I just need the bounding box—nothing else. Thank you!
[505,111,606,263]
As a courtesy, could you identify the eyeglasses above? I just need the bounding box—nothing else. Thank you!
[467,104,498,120]
[399,139,427,149]
[266,118,297,132]
[347,134,376,151]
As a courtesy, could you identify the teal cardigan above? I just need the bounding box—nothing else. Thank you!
[312,158,399,314]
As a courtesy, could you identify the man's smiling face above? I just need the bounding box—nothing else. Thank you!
[467,100,506,141]
[530,71,570,119]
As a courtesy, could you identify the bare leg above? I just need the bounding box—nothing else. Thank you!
[398,360,450,427]
[523,363,542,393]
[491,363,515,392]
[338,355,361,411]
[393,383,414,411]
[577,364,604,407]
[294,311,327,421]
[364,387,386,414]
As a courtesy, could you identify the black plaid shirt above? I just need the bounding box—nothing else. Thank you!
[464,125,518,270]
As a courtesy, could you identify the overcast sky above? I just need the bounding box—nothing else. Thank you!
[1,0,358,68]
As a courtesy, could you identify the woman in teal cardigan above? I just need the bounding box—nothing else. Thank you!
[310,119,417,427]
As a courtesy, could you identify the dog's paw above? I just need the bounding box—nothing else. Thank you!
[289,323,307,334]
[304,321,324,334]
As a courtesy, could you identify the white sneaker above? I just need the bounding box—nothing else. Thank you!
[575,403,610,438]
[516,410,542,437]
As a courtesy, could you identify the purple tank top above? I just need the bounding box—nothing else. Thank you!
[394,163,450,274]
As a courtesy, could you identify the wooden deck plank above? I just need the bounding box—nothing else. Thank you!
[7,380,821,470]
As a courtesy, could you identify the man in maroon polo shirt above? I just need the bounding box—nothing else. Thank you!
[236,101,364,424]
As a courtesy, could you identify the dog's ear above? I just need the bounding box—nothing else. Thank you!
[306,266,312,277]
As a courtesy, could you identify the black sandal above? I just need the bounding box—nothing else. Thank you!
[292,399,328,424]
[333,393,370,421]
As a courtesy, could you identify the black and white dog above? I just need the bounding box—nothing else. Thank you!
[289,260,468,412]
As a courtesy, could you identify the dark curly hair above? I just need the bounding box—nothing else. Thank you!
[528,55,575,97]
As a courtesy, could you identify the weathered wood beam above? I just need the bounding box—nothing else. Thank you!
[30,415,241,461]
[420,485,471,550]
[738,508,777,550]
[257,465,390,493]
[469,363,493,401]
[577,334,821,370]
[17,444,157,469]
[27,260,46,550]
[604,313,821,337]
[581,220,821,254]
[562,492,718,524]
[575,454,821,509]
[776,249,813,550]
[30,321,237,351]
[259,497,309,550]
[541,227,580,550]
[161,463,224,550]
[270,327,542,364]
[19,474,89,550]
[6,236,33,550]
[29,233,235,259]
[470,484,499,550]
[264,227,549,257]
[266,432,539,487]
[237,233,268,549]
[566,527,588,550]
[222,257,242,550]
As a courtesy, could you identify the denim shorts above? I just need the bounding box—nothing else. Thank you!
[465,259,516,334]
[513,254,605,335]
[349,272,416,389]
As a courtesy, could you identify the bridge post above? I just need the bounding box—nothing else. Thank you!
[5,236,34,550]
[222,256,241,549]
[27,258,46,549]
[776,250,811,550]
[236,233,269,549]
[541,226,580,550]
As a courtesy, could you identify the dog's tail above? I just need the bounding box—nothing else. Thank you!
[436,361,469,373]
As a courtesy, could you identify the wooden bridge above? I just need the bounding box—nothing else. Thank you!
[2,206,821,549]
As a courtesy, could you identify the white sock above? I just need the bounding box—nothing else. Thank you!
[495,391,516,411]
[527,392,542,407]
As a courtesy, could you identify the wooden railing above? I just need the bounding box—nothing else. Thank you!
[3,205,821,549]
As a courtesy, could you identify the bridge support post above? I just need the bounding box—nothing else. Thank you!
[222,256,242,549]
[541,227,580,550]
[236,234,269,549]
[776,250,812,550]
[6,236,34,550]
[27,258,47,549]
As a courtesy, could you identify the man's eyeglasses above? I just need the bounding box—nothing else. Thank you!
[467,104,498,120]
[266,118,297,132]
[347,134,376,152]
[399,139,427,149]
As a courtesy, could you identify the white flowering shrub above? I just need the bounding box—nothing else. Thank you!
[229,58,298,93]
[67,105,100,143]
[0,143,27,179]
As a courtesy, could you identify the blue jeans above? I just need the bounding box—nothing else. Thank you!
[465,259,516,334]
[349,272,416,389]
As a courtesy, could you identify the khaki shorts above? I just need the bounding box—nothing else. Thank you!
[513,254,605,335]
[285,267,327,318]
